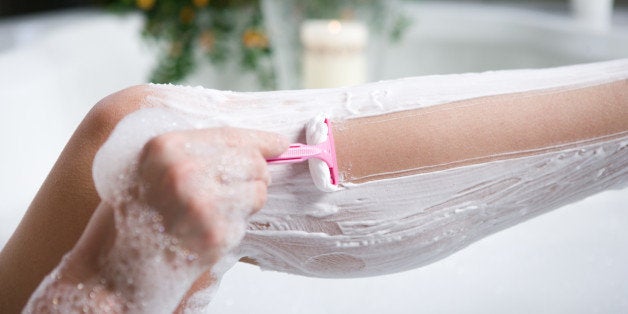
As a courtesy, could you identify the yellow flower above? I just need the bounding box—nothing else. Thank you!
[242,29,269,49]
[136,0,155,10]
[193,0,210,8]
[170,41,183,57]
[179,6,195,24]
[199,30,216,52]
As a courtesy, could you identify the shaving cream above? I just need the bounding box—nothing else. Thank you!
[93,59,628,278]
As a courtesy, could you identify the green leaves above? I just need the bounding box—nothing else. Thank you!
[107,0,409,89]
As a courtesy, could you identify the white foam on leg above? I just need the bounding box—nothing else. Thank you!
[88,60,627,280]
[25,59,628,312]
[306,114,341,192]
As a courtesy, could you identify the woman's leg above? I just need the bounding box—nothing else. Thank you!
[79,60,626,282]
[83,60,627,307]
[5,59,628,311]
[214,60,627,278]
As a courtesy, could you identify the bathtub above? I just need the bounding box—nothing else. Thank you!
[0,2,627,313]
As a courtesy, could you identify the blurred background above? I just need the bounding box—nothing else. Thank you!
[2,0,628,90]
[6,0,628,16]
[1,1,627,313]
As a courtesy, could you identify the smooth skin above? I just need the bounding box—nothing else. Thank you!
[335,80,628,182]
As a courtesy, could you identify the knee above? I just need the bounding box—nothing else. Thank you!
[84,84,155,137]
[66,84,158,166]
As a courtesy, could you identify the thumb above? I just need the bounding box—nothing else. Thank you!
[228,128,290,159]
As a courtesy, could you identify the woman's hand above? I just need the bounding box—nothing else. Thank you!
[137,127,289,263]
[23,126,289,313]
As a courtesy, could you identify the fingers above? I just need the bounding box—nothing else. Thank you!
[251,180,268,214]
[246,153,271,185]
[139,127,279,211]
[135,126,282,264]
[217,180,268,217]
[189,127,290,159]
[236,128,290,159]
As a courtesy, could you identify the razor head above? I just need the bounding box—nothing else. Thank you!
[324,118,339,185]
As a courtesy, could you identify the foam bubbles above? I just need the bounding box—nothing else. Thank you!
[82,107,247,312]
[306,114,341,192]
[93,108,194,206]
[25,60,628,311]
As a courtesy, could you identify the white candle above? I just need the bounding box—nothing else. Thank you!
[570,0,614,32]
[300,19,368,89]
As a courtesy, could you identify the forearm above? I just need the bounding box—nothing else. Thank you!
[23,203,122,313]
[24,202,214,313]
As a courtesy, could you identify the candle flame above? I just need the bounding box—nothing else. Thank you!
[327,20,342,34]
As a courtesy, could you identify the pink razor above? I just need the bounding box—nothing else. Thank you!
[266,118,339,185]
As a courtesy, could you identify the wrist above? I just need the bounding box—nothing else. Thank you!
[23,249,123,313]
[84,200,209,312]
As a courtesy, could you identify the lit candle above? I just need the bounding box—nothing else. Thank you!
[570,0,614,32]
[300,19,368,89]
